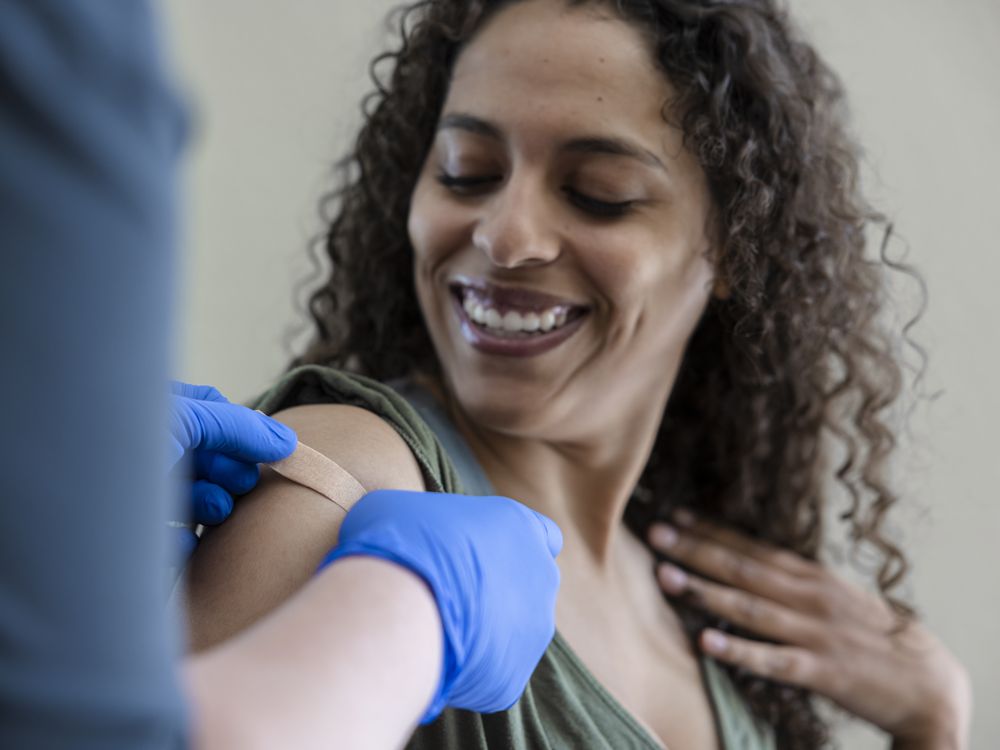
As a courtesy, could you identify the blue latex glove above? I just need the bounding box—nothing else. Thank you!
[321,489,563,722]
[170,382,297,557]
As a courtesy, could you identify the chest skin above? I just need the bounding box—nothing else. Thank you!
[555,533,721,750]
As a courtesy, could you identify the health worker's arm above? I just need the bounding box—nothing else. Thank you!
[184,555,442,750]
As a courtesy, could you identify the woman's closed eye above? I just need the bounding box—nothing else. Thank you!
[436,171,636,218]
[563,187,636,218]
[436,171,501,192]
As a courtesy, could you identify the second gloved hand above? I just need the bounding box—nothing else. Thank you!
[170,382,297,558]
[321,489,562,721]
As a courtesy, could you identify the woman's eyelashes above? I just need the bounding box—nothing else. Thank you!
[435,170,636,218]
[564,188,636,218]
[436,172,501,192]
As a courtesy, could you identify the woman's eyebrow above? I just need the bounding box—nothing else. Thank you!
[438,113,502,139]
[563,137,667,172]
[437,112,666,172]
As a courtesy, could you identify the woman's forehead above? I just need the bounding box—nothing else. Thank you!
[447,0,673,141]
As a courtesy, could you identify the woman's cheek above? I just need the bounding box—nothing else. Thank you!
[576,226,665,304]
[408,189,472,267]
[406,181,440,262]
[583,224,714,345]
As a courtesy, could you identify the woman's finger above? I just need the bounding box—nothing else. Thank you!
[671,510,816,576]
[649,523,812,607]
[699,629,833,694]
[657,562,821,647]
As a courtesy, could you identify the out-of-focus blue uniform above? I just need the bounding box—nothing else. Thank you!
[0,1,189,747]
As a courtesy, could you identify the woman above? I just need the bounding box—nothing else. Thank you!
[184,0,971,747]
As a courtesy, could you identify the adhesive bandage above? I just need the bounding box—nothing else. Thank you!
[267,442,366,513]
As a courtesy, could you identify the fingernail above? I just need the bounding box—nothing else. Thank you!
[673,508,695,527]
[650,524,677,549]
[703,630,728,654]
[658,563,687,592]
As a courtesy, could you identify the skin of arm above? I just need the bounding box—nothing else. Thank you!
[182,403,426,652]
[182,555,442,750]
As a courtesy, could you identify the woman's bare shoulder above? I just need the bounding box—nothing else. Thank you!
[182,402,426,652]
[272,402,426,494]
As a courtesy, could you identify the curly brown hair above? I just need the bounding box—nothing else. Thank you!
[292,1,923,745]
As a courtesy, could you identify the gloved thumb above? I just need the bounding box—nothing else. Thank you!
[181,398,297,463]
[530,510,563,558]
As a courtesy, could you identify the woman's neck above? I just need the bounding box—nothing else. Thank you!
[443,384,670,569]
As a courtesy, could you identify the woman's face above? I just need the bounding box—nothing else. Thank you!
[408,0,719,442]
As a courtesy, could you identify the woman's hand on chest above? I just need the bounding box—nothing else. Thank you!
[648,512,972,749]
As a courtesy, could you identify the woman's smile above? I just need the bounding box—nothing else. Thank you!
[449,279,591,357]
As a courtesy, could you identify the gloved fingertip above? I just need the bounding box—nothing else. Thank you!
[264,416,297,457]
[532,511,563,557]
[220,459,260,495]
[193,482,233,525]
[238,462,261,494]
[201,492,233,525]
[216,492,234,521]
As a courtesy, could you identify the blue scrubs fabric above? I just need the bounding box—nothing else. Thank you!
[0,1,188,747]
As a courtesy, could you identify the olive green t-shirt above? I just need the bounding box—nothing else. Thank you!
[252,365,775,749]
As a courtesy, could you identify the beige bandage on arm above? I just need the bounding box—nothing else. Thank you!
[267,442,367,513]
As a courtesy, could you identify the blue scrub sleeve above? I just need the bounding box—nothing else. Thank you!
[0,1,189,747]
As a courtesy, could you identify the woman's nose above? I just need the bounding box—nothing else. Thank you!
[471,181,561,269]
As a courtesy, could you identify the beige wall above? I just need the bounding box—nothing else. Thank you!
[162,1,1000,746]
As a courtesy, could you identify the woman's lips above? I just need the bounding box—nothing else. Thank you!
[451,278,587,313]
[448,280,590,358]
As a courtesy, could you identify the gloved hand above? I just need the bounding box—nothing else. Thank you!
[170,382,297,558]
[321,489,562,722]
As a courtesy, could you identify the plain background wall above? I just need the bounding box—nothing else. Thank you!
[162,1,999,746]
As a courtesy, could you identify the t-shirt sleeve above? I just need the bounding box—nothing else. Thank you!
[250,365,463,495]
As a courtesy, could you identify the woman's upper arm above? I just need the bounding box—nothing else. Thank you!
[181,403,426,652]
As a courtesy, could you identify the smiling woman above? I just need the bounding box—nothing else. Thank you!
[407,6,721,445]
[182,0,971,748]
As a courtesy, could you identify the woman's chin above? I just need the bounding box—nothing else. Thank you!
[448,377,559,437]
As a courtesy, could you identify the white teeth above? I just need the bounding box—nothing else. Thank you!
[502,310,523,332]
[484,308,503,329]
[460,289,577,335]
